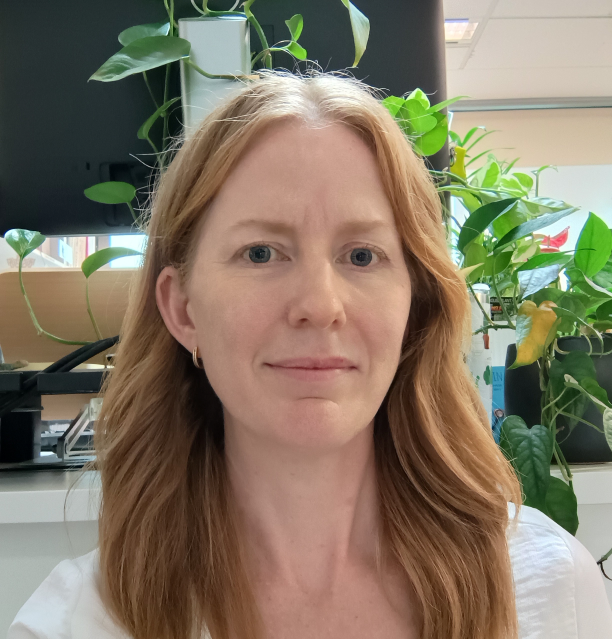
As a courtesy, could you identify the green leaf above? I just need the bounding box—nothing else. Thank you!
[406,88,430,109]
[583,274,612,299]
[593,261,612,289]
[580,377,612,414]
[483,250,513,276]
[4,229,46,259]
[382,96,404,118]
[137,96,181,140]
[491,200,532,239]
[285,14,303,41]
[482,161,500,188]
[460,126,486,147]
[530,287,565,306]
[283,41,307,60]
[423,95,468,114]
[494,208,576,252]
[556,294,587,333]
[516,252,572,272]
[545,477,578,535]
[518,264,561,298]
[500,416,553,511]
[339,0,370,66]
[413,113,448,156]
[399,99,437,135]
[575,212,612,278]
[81,247,143,279]
[464,243,487,282]
[549,351,597,429]
[458,198,519,254]
[89,36,191,82]
[513,172,534,191]
[118,22,170,47]
[464,242,487,268]
[84,181,136,205]
[465,129,498,153]
[595,299,612,321]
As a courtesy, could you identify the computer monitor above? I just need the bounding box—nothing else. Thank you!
[0,0,447,236]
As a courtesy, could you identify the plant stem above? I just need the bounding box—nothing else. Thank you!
[85,279,103,341]
[142,72,159,110]
[17,256,90,346]
[242,3,271,69]
[184,57,255,81]
[556,411,604,433]
[161,62,171,171]
[492,274,516,329]
[467,281,494,325]
[126,201,138,224]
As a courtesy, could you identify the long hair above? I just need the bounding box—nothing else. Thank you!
[90,70,522,639]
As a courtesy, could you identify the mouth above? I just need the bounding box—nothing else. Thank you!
[265,363,356,381]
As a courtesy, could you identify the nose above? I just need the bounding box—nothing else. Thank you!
[285,258,347,330]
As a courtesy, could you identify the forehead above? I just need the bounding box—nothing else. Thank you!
[200,120,397,237]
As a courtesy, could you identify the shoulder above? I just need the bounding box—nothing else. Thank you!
[506,502,612,638]
[7,549,131,639]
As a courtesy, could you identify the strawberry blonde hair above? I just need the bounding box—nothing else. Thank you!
[88,70,521,639]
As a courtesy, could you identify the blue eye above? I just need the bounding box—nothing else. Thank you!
[242,243,387,267]
[248,245,272,263]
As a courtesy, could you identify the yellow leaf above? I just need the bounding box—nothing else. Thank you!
[450,146,467,180]
[511,300,558,367]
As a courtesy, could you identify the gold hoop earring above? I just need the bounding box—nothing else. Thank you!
[192,345,204,369]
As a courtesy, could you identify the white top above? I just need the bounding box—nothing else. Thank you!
[7,504,612,639]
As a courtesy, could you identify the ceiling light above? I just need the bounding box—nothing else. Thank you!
[445,19,478,43]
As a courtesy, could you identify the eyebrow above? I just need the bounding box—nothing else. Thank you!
[227,219,395,236]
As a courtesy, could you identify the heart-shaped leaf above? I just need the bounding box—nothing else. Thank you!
[575,212,612,278]
[339,0,370,66]
[90,36,191,82]
[284,41,307,60]
[381,96,404,118]
[406,88,430,109]
[81,247,143,279]
[84,182,136,204]
[499,415,553,511]
[545,476,578,535]
[511,301,560,368]
[118,22,170,47]
[518,264,562,298]
[137,97,181,140]
[413,113,449,156]
[285,14,303,41]
[4,229,46,259]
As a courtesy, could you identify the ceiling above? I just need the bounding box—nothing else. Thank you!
[443,0,612,103]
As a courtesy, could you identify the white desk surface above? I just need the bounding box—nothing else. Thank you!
[0,470,101,524]
[0,464,611,525]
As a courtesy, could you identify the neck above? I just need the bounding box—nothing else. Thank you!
[224,421,380,594]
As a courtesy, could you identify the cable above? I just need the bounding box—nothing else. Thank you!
[0,336,119,418]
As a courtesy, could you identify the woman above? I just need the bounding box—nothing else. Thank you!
[9,71,612,639]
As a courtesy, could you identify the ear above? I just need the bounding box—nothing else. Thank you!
[155,265,197,352]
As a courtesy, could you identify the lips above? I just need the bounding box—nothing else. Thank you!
[267,356,356,369]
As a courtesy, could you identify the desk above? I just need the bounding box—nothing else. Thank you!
[1,466,612,635]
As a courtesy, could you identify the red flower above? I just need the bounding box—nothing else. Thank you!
[534,226,569,253]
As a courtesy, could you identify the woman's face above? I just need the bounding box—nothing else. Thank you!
[157,120,412,451]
